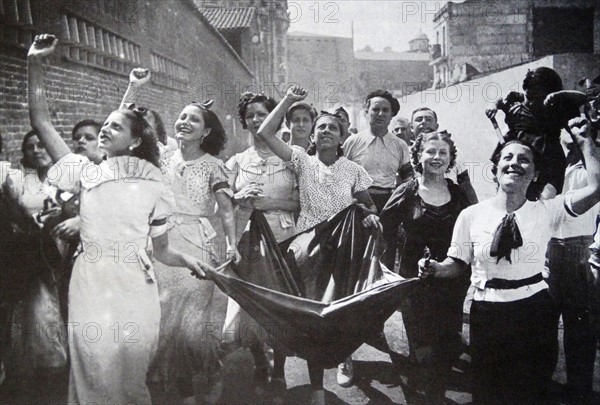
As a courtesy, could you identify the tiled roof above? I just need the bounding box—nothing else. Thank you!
[201,7,256,30]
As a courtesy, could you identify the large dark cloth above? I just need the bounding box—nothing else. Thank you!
[0,185,68,377]
[206,206,417,367]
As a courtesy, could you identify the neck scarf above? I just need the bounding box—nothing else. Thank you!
[490,212,523,263]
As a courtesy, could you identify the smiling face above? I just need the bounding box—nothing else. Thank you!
[419,139,451,175]
[411,110,439,137]
[98,111,139,157]
[24,135,51,168]
[244,102,270,137]
[495,143,537,193]
[174,105,210,143]
[314,116,341,151]
[366,97,393,132]
[289,108,313,140]
[73,124,102,160]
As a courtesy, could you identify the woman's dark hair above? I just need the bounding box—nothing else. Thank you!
[523,67,563,95]
[307,112,344,157]
[72,119,101,139]
[237,92,278,129]
[148,110,167,145]
[185,103,227,156]
[21,129,42,168]
[491,139,544,200]
[410,131,457,174]
[119,108,161,168]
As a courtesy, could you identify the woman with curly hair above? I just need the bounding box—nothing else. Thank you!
[418,118,600,403]
[222,91,299,402]
[27,35,211,404]
[380,131,473,403]
[150,100,239,404]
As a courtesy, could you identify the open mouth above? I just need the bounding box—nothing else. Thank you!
[176,126,193,134]
[504,168,525,176]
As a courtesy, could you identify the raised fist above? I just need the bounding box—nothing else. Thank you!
[129,68,151,85]
[285,85,308,102]
[568,116,591,143]
[28,34,58,58]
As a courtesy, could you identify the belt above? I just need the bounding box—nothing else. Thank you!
[368,186,394,195]
[550,235,594,245]
[485,273,543,290]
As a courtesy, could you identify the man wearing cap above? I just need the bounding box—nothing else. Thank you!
[411,107,478,205]
[337,90,410,388]
[343,90,413,212]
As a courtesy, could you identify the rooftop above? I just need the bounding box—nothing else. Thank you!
[200,7,256,30]
[354,51,431,61]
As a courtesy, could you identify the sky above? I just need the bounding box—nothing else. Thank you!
[288,0,452,52]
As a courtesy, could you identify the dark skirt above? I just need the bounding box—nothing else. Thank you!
[470,290,558,405]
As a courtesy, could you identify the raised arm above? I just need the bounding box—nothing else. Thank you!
[119,68,151,110]
[27,34,71,162]
[257,86,308,162]
[569,116,600,214]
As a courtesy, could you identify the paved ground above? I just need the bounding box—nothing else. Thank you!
[2,297,599,404]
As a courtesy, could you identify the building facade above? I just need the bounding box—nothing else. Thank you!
[197,0,289,95]
[287,31,432,118]
[430,0,600,88]
[0,0,255,161]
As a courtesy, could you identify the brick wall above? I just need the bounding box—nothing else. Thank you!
[0,0,255,163]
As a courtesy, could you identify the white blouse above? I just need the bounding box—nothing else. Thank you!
[447,195,576,302]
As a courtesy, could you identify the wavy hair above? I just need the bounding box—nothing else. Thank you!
[119,107,161,168]
[237,92,278,129]
[410,131,457,174]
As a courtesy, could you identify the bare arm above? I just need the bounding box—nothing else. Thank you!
[569,117,600,214]
[257,86,308,162]
[27,35,71,162]
[118,68,151,110]
[216,192,240,262]
[152,232,214,277]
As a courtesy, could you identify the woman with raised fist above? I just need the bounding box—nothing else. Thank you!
[27,34,212,405]
[418,117,600,404]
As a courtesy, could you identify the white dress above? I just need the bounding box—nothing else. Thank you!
[47,153,171,404]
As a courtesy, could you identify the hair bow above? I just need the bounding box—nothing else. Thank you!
[126,103,148,117]
[318,110,342,120]
[190,100,214,110]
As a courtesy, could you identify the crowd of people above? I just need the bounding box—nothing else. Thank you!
[0,33,599,405]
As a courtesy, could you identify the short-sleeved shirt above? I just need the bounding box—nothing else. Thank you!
[552,161,599,238]
[47,153,171,244]
[447,195,576,303]
[160,150,231,217]
[289,148,372,232]
[343,130,410,189]
[226,147,297,241]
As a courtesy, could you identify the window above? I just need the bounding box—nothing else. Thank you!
[0,0,35,49]
[57,13,141,75]
[150,52,189,91]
